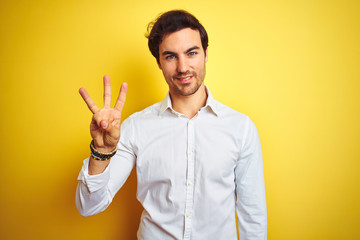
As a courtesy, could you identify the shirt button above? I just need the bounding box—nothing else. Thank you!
[186,213,191,218]
[187,181,192,186]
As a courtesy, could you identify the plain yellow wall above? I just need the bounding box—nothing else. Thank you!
[0,0,359,239]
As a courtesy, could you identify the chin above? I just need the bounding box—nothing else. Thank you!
[175,84,202,96]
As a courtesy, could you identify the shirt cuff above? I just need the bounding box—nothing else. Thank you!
[77,157,110,193]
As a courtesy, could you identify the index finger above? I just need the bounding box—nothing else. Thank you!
[79,88,100,114]
[114,82,128,112]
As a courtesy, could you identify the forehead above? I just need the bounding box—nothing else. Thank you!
[159,28,203,53]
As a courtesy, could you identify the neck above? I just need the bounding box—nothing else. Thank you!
[170,84,207,118]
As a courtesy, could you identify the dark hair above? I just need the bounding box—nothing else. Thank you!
[146,10,208,63]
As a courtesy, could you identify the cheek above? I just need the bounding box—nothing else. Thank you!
[162,64,176,76]
[161,69,173,83]
[191,58,205,68]
[194,62,205,73]
[162,69,172,78]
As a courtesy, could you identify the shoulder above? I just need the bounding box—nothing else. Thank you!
[127,102,162,120]
[121,101,162,127]
[214,99,250,122]
[212,99,259,138]
[214,100,261,149]
[120,101,162,142]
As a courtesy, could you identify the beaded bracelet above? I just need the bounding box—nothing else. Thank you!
[90,140,117,161]
[91,154,111,161]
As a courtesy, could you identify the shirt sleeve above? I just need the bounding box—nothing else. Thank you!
[75,117,136,217]
[235,117,267,239]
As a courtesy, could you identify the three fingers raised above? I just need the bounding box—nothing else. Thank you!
[79,75,128,114]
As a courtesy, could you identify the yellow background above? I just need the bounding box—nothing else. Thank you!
[1,0,359,239]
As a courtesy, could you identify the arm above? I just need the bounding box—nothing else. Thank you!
[75,122,136,216]
[76,75,132,216]
[79,75,127,175]
[235,117,267,239]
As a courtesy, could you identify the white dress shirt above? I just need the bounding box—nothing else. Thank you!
[76,88,267,240]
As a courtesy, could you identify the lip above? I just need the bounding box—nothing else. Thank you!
[175,75,193,83]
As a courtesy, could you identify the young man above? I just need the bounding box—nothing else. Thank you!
[76,10,267,240]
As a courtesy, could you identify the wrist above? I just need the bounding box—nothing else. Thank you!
[88,156,110,175]
[90,140,117,161]
[93,141,117,153]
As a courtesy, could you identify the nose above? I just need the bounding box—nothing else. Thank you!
[176,56,188,73]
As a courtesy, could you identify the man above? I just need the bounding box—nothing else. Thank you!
[76,10,267,240]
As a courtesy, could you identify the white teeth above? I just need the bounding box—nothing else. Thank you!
[176,76,191,81]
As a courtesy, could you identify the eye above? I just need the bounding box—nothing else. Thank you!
[188,51,197,56]
[166,55,176,60]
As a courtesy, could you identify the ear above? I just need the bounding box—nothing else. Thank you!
[205,48,208,63]
[157,59,162,70]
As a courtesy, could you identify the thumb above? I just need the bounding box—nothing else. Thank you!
[100,120,108,129]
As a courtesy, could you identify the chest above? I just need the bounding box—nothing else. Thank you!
[134,117,240,185]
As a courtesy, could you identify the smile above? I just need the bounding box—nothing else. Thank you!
[175,76,192,83]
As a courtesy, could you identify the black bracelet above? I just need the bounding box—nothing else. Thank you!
[90,140,117,160]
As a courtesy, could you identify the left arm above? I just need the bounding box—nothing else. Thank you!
[235,117,267,239]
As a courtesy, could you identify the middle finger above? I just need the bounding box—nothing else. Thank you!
[103,75,112,107]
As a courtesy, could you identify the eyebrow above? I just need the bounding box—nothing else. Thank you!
[161,46,200,56]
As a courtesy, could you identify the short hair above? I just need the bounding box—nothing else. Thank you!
[146,10,209,63]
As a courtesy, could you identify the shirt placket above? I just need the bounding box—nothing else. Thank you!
[184,119,195,240]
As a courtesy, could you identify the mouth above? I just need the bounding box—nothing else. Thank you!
[175,75,193,83]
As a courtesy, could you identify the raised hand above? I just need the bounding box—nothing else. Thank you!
[79,75,128,153]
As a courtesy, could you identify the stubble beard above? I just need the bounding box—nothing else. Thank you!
[171,68,206,96]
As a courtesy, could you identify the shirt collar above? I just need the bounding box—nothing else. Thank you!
[159,86,219,117]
